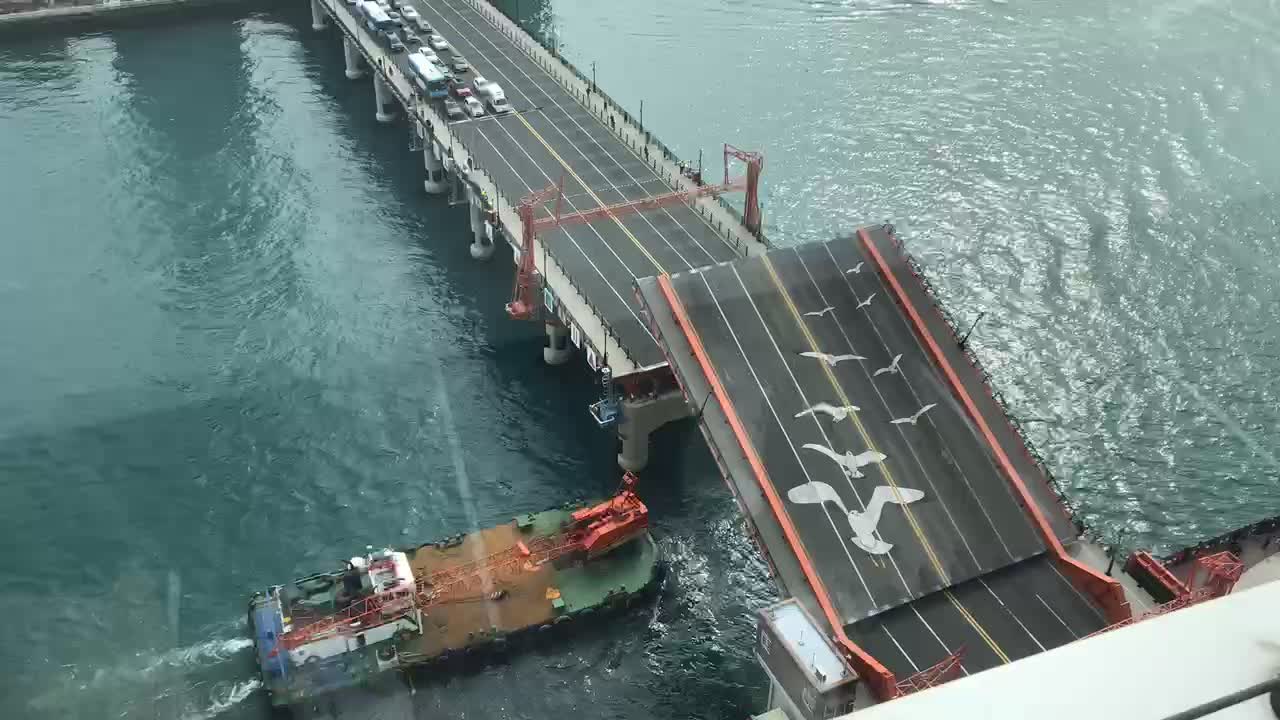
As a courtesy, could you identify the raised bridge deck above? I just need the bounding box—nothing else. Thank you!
[313,0,764,375]
[637,226,1115,685]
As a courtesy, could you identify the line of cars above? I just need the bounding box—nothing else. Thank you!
[444,75,511,120]
[352,0,449,55]
[350,0,513,121]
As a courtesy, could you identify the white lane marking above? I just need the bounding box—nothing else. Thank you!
[844,241,1043,548]
[461,119,658,346]
[818,242,1018,560]
[1035,593,1079,639]
[418,2,707,274]
[723,263,926,597]
[909,604,965,675]
[424,0,735,263]
[980,578,1047,652]
[691,268,883,610]
[477,114,656,278]
[1045,560,1109,624]
[881,625,921,673]
[795,247,989,567]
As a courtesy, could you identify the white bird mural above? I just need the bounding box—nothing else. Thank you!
[803,306,837,318]
[890,403,937,426]
[799,351,866,367]
[794,402,861,422]
[873,353,903,377]
[801,443,887,480]
[856,293,876,309]
[787,481,926,555]
[845,262,864,275]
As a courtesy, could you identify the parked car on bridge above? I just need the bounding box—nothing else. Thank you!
[428,34,449,51]
[464,96,485,118]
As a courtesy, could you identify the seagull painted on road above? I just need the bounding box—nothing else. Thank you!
[873,353,903,377]
[803,306,837,318]
[786,481,925,555]
[845,262,864,275]
[799,351,866,367]
[795,402,861,422]
[856,293,876,310]
[890,403,937,426]
[801,443,887,480]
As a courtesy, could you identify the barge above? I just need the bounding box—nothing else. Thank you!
[247,473,660,706]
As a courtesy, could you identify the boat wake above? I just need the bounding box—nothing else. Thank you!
[180,677,263,720]
[25,630,260,720]
[142,636,255,675]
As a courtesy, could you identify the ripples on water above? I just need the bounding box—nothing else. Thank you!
[1,0,1278,717]
[549,0,1280,546]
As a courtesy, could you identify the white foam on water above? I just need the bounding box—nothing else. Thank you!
[141,636,255,676]
[180,678,263,720]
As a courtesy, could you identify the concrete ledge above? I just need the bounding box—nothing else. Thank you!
[0,0,267,33]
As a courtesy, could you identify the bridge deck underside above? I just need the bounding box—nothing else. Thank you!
[639,228,1082,626]
[361,0,741,369]
[846,555,1107,678]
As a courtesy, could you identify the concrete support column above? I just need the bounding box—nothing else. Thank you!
[310,0,327,31]
[373,74,396,123]
[543,322,570,366]
[616,389,691,471]
[468,187,494,261]
[423,141,447,194]
[343,37,364,80]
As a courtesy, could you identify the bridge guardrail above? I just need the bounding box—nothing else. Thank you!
[458,0,770,257]
[320,0,637,373]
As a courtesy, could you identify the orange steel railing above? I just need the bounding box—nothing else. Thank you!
[859,228,1131,625]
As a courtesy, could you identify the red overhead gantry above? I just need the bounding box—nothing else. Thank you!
[506,146,763,322]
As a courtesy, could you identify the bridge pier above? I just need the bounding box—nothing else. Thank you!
[616,389,691,472]
[373,74,396,124]
[543,322,571,365]
[309,0,327,31]
[342,37,364,80]
[423,140,447,195]
[467,186,494,260]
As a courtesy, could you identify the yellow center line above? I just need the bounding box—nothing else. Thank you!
[761,255,1012,666]
[513,113,666,274]
[761,255,948,582]
[945,591,1010,663]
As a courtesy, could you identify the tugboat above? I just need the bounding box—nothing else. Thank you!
[247,473,660,706]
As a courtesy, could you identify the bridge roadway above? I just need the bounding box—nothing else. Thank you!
[636,225,1106,679]
[319,0,752,372]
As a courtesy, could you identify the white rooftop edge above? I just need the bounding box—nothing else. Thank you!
[842,578,1280,719]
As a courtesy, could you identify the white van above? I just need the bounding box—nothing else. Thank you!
[479,83,509,113]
